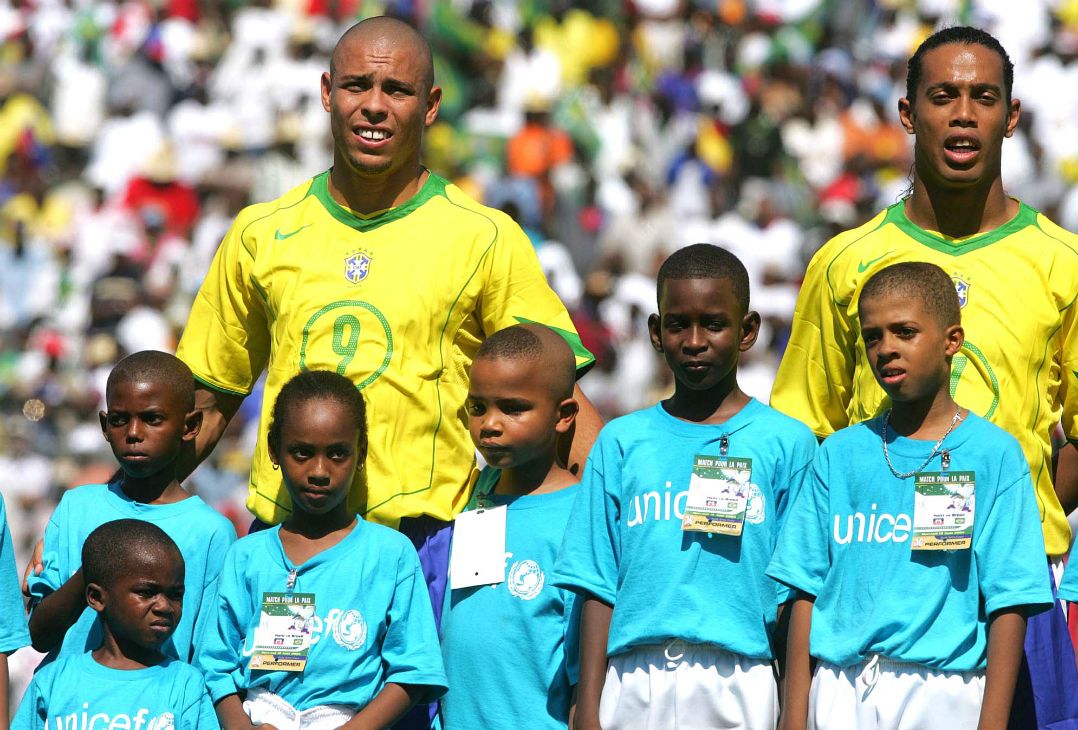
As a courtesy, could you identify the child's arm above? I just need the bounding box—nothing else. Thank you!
[977,608,1026,730]
[341,683,423,730]
[213,695,277,730]
[0,653,9,730]
[27,568,86,652]
[778,594,815,730]
[573,596,612,730]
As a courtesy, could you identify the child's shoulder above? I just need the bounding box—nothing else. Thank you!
[175,496,238,536]
[821,418,882,451]
[159,657,210,685]
[751,402,818,444]
[54,482,112,509]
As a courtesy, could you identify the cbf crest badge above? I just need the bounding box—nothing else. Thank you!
[952,276,970,308]
[345,250,372,284]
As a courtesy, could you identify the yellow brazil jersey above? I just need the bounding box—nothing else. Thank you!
[771,200,1078,555]
[178,171,594,528]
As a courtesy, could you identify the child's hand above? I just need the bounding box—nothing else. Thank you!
[21,538,44,597]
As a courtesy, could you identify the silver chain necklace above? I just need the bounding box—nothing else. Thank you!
[881,408,963,479]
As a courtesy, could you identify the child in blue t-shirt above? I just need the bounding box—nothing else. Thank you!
[26,351,236,664]
[552,244,818,730]
[768,262,1052,730]
[14,519,217,730]
[196,370,446,729]
[1,493,30,730]
[440,324,582,730]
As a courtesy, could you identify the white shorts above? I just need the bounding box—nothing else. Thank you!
[243,687,357,730]
[600,640,778,730]
[809,656,985,730]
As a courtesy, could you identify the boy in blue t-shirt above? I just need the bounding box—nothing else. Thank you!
[14,520,217,730]
[26,351,236,663]
[768,262,1052,730]
[440,324,582,730]
[553,244,818,730]
[1,494,30,730]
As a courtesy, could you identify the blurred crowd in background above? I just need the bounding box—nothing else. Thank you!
[2,0,1078,696]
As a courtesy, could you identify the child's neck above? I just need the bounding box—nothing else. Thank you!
[92,631,166,670]
[119,471,189,505]
[663,378,750,425]
[280,507,357,567]
[888,388,964,440]
[494,451,576,498]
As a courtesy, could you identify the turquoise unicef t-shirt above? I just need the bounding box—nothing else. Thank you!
[196,519,447,711]
[1059,564,1078,603]
[13,651,217,730]
[551,399,817,659]
[440,469,581,730]
[26,483,237,663]
[767,413,1053,671]
[1,493,30,653]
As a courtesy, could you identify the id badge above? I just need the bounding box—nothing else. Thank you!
[250,592,316,672]
[682,455,752,536]
[449,505,507,589]
[911,471,975,550]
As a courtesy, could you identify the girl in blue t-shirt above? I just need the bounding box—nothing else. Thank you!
[197,371,446,730]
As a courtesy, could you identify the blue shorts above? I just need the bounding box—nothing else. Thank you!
[1009,560,1078,730]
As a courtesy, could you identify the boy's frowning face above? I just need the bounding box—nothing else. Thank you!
[467,357,573,471]
[100,380,199,479]
[90,547,185,650]
[649,277,757,392]
[859,293,963,403]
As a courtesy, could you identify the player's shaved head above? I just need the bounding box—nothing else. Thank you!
[107,351,195,411]
[330,16,435,92]
[476,324,576,401]
[858,262,961,328]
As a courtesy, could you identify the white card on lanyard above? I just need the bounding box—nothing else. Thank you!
[449,505,508,589]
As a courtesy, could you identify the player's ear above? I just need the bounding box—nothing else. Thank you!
[320,71,332,112]
[425,85,442,127]
[1004,97,1021,138]
[86,582,106,613]
[898,97,915,135]
[555,397,579,434]
[648,313,663,352]
[99,411,111,440]
[739,310,761,352]
[944,324,964,357]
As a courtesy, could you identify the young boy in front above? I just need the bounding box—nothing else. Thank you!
[26,351,236,663]
[553,244,818,729]
[15,520,217,729]
[439,324,582,730]
[768,262,1052,730]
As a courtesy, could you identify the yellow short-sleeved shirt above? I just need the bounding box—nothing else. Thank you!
[771,200,1078,555]
[178,171,593,528]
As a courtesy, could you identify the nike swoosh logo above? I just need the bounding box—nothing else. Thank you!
[857,251,893,273]
[274,224,311,240]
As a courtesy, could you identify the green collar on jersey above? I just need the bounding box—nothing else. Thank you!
[310,169,449,233]
[886,199,1038,256]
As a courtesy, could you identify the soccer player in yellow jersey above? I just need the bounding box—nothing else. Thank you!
[771,26,1078,729]
[171,18,599,728]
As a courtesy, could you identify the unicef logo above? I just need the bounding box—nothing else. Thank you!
[333,609,367,650]
[507,560,545,601]
[745,484,765,525]
[146,714,174,730]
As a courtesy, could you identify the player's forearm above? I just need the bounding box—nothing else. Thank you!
[566,385,602,478]
[28,568,87,653]
[177,385,243,482]
[0,654,10,730]
[344,683,421,730]
[978,608,1026,730]
[778,595,815,730]
[574,596,612,729]
[1053,440,1078,516]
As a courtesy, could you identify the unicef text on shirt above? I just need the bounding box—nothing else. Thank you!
[833,505,912,544]
[46,707,175,730]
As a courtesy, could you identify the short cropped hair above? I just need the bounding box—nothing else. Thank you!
[858,262,961,328]
[656,243,750,313]
[106,351,195,411]
[907,26,1014,104]
[475,324,576,400]
[268,370,368,457]
[82,519,182,589]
